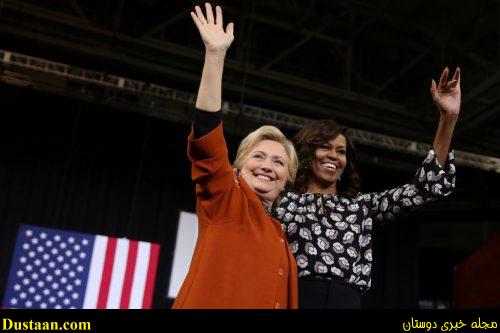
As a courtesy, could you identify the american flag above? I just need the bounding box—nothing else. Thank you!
[3,225,160,309]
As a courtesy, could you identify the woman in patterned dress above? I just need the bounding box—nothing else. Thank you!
[276,67,461,308]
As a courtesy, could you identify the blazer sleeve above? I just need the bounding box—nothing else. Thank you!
[187,122,236,219]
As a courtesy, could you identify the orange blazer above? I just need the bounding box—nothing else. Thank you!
[172,124,298,309]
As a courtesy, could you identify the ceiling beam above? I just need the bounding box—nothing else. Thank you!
[375,50,430,96]
[142,9,189,37]
[260,21,331,70]
[68,0,89,21]
[111,0,125,34]
[2,48,498,173]
[223,5,346,47]
[463,70,500,105]
[455,99,500,137]
[0,0,418,122]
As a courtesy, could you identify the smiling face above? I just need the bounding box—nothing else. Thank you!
[239,139,289,205]
[309,134,347,193]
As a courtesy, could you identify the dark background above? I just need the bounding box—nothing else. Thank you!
[0,0,499,308]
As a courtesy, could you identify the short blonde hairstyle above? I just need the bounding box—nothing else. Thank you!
[233,125,298,185]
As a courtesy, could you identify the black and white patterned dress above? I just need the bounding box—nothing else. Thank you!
[276,150,456,292]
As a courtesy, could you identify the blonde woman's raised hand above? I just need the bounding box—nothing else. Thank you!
[191,3,234,54]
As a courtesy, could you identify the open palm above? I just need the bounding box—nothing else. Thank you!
[191,3,234,53]
[430,67,461,116]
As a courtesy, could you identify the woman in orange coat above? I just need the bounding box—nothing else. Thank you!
[172,3,298,309]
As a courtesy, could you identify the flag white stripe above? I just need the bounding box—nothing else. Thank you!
[128,241,151,309]
[83,235,107,309]
[106,238,130,309]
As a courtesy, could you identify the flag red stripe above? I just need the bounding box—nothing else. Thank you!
[120,240,138,309]
[142,243,160,309]
[96,237,117,309]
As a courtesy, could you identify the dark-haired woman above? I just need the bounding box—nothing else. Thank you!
[276,67,460,308]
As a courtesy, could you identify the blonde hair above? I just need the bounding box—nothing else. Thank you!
[233,125,298,185]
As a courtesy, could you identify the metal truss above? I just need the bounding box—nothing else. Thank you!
[1,49,498,173]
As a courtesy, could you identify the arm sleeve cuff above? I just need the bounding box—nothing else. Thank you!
[193,108,222,138]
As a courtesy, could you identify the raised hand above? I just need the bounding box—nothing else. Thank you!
[191,3,234,54]
[430,67,461,117]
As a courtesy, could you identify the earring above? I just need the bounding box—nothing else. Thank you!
[233,168,240,186]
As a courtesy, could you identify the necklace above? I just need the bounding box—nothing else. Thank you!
[262,202,275,217]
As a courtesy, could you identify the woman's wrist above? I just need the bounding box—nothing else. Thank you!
[439,113,458,126]
[205,48,227,61]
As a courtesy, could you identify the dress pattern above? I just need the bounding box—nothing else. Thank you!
[276,150,456,291]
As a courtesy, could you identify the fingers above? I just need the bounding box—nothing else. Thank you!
[430,79,437,94]
[226,22,234,38]
[193,4,220,26]
[190,11,203,30]
[205,3,214,24]
[430,79,438,99]
[452,66,461,85]
[215,5,223,26]
[438,67,449,90]
[445,80,458,90]
[194,5,207,24]
[435,66,461,91]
